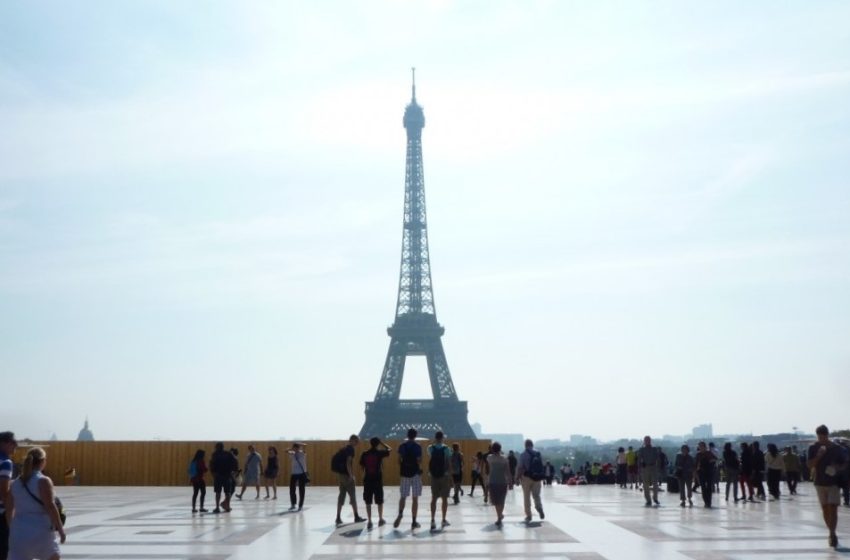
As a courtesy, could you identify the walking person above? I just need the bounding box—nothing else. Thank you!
[636,436,660,507]
[739,442,755,501]
[263,446,279,500]
[226,448,240,507]
[486,442,512,527]
[508,450,518,486]
[288,443,308,511]
[5,447,66,560]
[674,445,695,507]
[695,442,717,508]
[209,442,237,513]
[360,437,391,530]
[427,431,452,532]
[515,439,545,523]
[808,424,847,548]
[236,445,262,500]
[188,449,208,513]
[626,446,638,489]
[709,442,721,493]
[765,443,784,500]
[394,428,423,530]
[479,449,491,503]
[616,447,628,488]
[1,432,19,560]
[783,446,801,496]
[751,441,766,499]
[722,442,740,502]
[450,443,464,504]
[469,452,485,497]
[333,435,365,526]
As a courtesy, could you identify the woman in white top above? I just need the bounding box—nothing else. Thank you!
[6,447,66,560]
[486,442,512,527]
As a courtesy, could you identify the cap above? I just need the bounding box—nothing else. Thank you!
[0,431,17,445]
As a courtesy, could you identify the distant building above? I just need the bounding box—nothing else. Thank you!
[691,424,713,440]
[569,434,597,447]
[470,422,523,452]
[77,418,94,441]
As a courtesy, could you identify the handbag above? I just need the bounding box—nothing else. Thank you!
[21,478,66,527]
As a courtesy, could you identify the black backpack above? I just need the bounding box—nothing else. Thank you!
[331,447,349,474]
[528,451,545,481]
[429,445,448,477]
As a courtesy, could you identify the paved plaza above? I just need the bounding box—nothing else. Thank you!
[53,483,849,559]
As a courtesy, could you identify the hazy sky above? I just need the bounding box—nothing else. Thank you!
[1,2,848,442]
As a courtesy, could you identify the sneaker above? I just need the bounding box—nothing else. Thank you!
[378,519,386,527]
[212,508,221,514]
[235,494,242,500]
[442,520,450,527]
[192,508,198,513]
[688,499,693,507]
[680,501,685,508]
[289,505,296,511]
[367,521,373,530]
[653,499,660,506]
[411,521,421,529]
[335,518,343,526]
[829,535,838,548]
[430,522,437,531]
[644,501,652,507]
[537,507,545,519]
[354,516,367,523]
[525,514,532,522]
[199,508,208,512]
[393,515,402,528]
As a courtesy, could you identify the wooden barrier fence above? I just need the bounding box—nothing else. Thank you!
[13,440,493,486]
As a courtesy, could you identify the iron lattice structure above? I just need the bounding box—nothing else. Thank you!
[359,72,476,440]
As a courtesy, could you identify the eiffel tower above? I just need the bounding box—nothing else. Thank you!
[359,70,476,440]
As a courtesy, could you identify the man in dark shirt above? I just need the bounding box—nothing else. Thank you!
[209,442,237,513]
[808,425,847,548]
[335,435,365,526]
[360,437,391,530]
[751,441,766,499]
[394,428,423,530]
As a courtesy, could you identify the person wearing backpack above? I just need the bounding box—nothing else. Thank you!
[188,449,208,513]
[427,431,453,532]
[333,435,366,527]
[393,428,423,530]
[515,439,545,523]
[359,437,391,530]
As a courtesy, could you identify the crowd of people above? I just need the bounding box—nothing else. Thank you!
[0,426,847,559]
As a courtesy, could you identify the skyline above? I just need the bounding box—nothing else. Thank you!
[1,2,849,442]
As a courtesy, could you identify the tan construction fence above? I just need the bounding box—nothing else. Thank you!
[12,440,493,486]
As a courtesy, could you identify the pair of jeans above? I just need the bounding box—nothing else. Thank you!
[290,473,307,508]
[191,480,206,509]
[767,468,782,499]
[678,476,693,502]
[699,470,714,507]
[725,468,739,500]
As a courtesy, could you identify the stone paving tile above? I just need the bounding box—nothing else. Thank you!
[43,483,850,559]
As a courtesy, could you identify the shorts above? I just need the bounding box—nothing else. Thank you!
[400,475,422,498]
[816,485,840,506]
[363,478,384,505]
[337,474,356,505]
[9,524,60,560]
[213,475,229,494]
[431,475,451,499]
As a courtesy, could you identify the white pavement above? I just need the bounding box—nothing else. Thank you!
[46,482,850,559]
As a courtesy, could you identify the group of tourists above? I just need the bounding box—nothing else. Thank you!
[329,431,546,530]
[186,442,308,515]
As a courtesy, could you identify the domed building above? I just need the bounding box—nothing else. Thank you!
[77,418,94,441]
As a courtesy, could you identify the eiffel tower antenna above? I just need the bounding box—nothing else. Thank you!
[359,72,476,440]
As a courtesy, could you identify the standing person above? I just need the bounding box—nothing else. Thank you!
[615,447,627,488]
[722,443,740,502]
[508,451,518,486]
[427,432,452,531]
[360,437,391,530]
[0,431,19,560]
[626,446,638,489]
[450,443,464,504]
[288,443,308,511]
[469,452,485,497]
[751,441,766,499]
[188,449,208,513]
[236,445,262,500]
[479,449,491,503]
[227,448,240,507]
[515,439,545,523]
[263,446,279,500]
[709,443,721,493]
[808,425,847,548]
[209,442,235,513]
[333,435,365,526]
[765,444,784,500]
[783,446,801,496]
[695,442,717,508]
[739,442,755,501]
[394,428,422,530]
[674,445,695,507]
[636,436,660,507]
[5,447,66,560]
[486,442,511,527]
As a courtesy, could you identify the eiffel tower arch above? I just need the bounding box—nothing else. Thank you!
[359,70,476,441]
